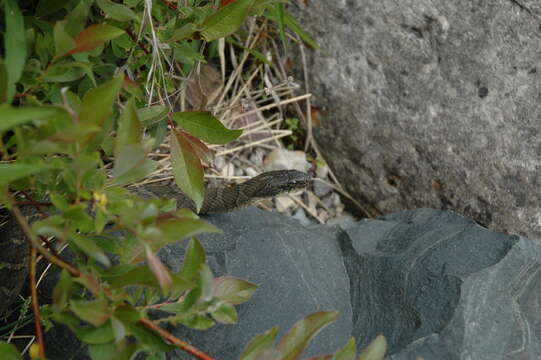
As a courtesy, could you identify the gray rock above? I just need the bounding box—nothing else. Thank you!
[313,179,333,197]
[162,208,352,359]
[292,207,314,226]
[339,208,540,359]
[292,1,541,240]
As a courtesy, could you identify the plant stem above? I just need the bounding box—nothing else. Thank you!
[10,204,81,278]
[29,247,46,359]
[138,318,215,360]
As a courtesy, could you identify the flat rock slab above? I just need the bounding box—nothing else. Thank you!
[161,208,352,359]
[292,1,541,240]
[34,207,540,359]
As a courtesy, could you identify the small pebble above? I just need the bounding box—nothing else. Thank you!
[275,196,295,212]
[293,208,313,226]
[313,179,332,197]
[263,148,310,172]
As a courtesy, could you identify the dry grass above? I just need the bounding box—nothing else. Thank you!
[135,15,367,224]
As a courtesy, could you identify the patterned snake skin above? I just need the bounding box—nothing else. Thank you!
[0,170,310,315]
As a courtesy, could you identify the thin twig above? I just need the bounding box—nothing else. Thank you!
[138,318,215,360]
[10,204,81,277]
[29,247,45,359]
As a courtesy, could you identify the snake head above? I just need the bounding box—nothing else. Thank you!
[245,170,311,199]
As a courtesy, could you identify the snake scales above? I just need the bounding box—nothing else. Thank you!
[0,170,310,316]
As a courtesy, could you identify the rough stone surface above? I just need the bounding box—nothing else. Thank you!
[293,1,541,240]
[340,208,540,359]
[0,209,29,316]
[161,208,352,359]
[17,207,541,359]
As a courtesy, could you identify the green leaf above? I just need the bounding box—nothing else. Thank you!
[0,104,68,133]
[275,3,287,52]
[110,158,158,187]
[166,23,198,42]
[114,304,141,325]
[0,59,7,103]
[173,111,242,145]
[96,0,139,22]
[138,105,168,127]
[226,37,271,65]
[74,321,115,344]
[333,338,356,360]
[177,286,202,313]
[70,298,112,327]
[277,311,340,360]
[240,326,279,360]
[0,341,21,360]
[265,10,320,50]
[88,340,140,360]
[65,0,91,37]
[36,0,70,17]
[4,0,27,103]
[128,323,173,352]
[71,234,111,267]
[65,24,125,56]
[115,98,142,156]
[130,218,219,263]
[106,265,161,290]
[180,237,206,281]
[170,130,204,212]
[175,313,215,330]
[199,263,214,300]
[358,334,387,360]
[172,42,206,64]
[0,162,51,187]
[79,74,123,128]
[52,270,76,309]
[54,21,76,58]
[211,302,238,324]
[200,0,255,42]
[43,62,86,82]
[214,276,257,305]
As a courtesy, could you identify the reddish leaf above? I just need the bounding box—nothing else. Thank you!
[277,311,340,360]
[240,326,279,360]
[52,270,76,309]
[221,0,237,7]
[145,244,172,294]
[182,131,214,164]
[66,24,124,56]
[122,77,142,99]
[169,129,204,212]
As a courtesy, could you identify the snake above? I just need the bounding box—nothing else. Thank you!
[0,169,310,316]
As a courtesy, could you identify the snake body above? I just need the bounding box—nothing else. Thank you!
[0,170,310,315]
